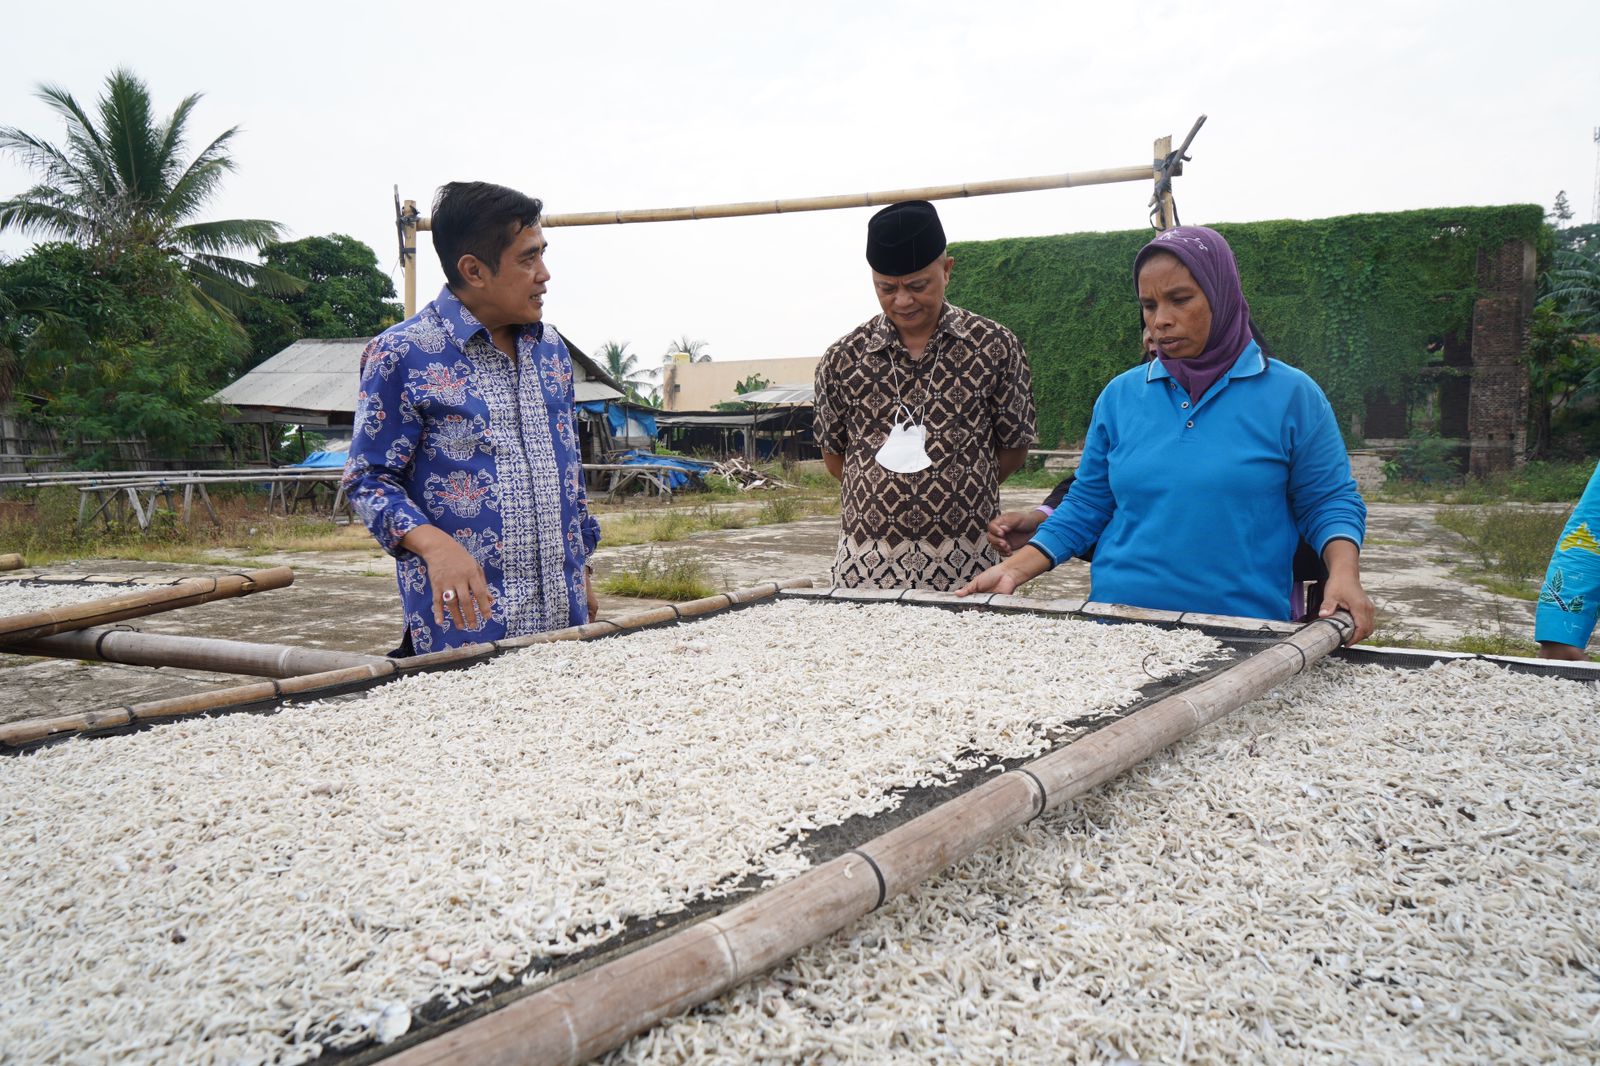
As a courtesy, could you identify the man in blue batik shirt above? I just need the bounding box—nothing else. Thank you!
[343,181,600,655]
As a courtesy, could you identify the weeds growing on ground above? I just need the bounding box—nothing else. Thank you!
[1377,460,1593,504]
[0,487,370,565]
[1434,506,1567,585]
[598,551,716,601]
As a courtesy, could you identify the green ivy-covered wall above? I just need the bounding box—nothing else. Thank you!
[946,205,1546,448]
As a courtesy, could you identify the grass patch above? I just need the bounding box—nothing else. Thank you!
[1434,506,1566,584]
[0,486,374,566]
[598,551,716,601]
[1363,630,1544,657]
[1005,466,1071,490]
[1377,460,1593,504]
[757,497,801,524]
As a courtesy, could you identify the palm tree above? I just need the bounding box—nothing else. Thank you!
[0,68,300,315]
[596,339,653,397]
[663,335,712,363]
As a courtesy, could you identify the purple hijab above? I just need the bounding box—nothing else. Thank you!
[1134,226,1254,402]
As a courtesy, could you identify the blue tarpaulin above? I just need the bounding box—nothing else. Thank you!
[615,449,711,490]
[577,401,658,441]
[290,450,348,469]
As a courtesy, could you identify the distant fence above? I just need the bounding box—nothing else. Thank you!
[0,407,231,475]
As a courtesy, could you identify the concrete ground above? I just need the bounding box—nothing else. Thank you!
[0,492,1552,725]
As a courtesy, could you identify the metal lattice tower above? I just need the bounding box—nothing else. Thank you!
[1593,126,1600,224]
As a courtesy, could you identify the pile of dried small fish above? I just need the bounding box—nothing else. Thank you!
[610,657,1600,1064]
[0,580,127,618]
[0,601,1219,1063]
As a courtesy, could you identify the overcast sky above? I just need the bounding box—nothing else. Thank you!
[4,0,1598,379]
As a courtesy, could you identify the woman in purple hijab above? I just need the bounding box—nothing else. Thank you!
[960,226,1376,643]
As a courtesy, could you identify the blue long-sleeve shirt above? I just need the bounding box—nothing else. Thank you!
[1029,342,1366,622]
[1534,460,1600,650]
[342,286,600,653]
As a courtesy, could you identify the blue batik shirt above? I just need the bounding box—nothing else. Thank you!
[343,286,600,653]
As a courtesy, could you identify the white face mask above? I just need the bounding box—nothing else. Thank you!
[875,419,932,473]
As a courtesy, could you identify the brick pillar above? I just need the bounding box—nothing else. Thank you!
[1466,239,1534,476]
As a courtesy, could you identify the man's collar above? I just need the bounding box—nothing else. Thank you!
[864,303,958,353]
[1142,339,1266,383]
[434,285,491,346]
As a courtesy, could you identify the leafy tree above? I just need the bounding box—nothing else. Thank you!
[594,339,654,402]
[240,234,401,363]
[0,242,242,465]
[712,373,772,411]
[0,67,300,316]
[1550,190,1574,226]
[663,335,711,363]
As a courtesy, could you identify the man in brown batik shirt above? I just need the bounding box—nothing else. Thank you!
[815,200,1037,591]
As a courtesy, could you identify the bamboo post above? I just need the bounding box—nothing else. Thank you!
[14,628,388,678]
[401,197,420,318]
[1154,134,1176,231]
[0,567,294,647]
[383,611,1353,1066]
[0,553,22,571]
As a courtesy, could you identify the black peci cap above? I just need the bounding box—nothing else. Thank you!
[865,200,947,276]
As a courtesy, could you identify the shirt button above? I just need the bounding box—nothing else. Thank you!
[1186,420,1194,428]
[1180,401,1190,409]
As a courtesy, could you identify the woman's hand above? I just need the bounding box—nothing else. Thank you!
[986,508,1046,556]
[402,525,495,631]
[1319,539,1375,645]
[956,545,1054,598]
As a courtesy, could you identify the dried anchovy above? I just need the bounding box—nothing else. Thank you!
[0,602,1220,1064]
[609,658,1600,1066]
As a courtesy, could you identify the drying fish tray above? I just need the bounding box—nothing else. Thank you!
[2,581,1596,1065]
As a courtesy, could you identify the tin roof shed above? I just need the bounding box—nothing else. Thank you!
[214,335,625,426]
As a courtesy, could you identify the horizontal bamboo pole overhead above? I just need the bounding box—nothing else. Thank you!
[385,611,1353,1066]
[413,165,1156,231]
[0,568,293,648]
[15,627,387,678]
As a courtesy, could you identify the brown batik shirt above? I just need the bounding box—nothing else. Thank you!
[814,303,1037,590]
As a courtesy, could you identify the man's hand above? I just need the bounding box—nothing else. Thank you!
[986,508,1045,556]
[1318,539,1375,645]
[401,525,495,632]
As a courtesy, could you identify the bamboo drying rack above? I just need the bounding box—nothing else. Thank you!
[6,583,1593,1064]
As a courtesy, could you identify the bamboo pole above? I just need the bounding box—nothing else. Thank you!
[0,568,294,647]
[383,611,1354,1066]
[411,165,1156,235]
[14,628,387,678]
[1154,134,1177,230]
[0,553,23,571]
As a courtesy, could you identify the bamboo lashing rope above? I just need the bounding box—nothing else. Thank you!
[384,610,1353,1066]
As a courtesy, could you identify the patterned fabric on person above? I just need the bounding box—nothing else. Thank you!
[342,285,600,652]
[1534,459,1600,651]
[815,304,1036,590]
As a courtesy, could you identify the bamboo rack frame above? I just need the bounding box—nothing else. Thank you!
[0,578,813,751]
[14,627,387,678]
[383,607,1356,1066]
[396,118,1206,315]
[0,567,293,647]
[0,553,23,571]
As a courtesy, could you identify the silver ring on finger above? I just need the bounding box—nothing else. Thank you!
[442,588,457,603]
